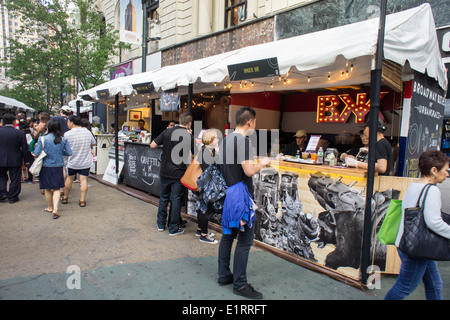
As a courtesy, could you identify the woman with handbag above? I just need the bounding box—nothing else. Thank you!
[196,129,220,244]
[33,119,72,219]
[385,150,450,300]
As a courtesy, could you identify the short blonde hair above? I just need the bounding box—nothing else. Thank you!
[202,129,219,146]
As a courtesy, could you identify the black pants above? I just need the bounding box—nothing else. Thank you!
[218,224,254,289]
[26,158,34,182]
[0,166,22,201]
[197,211,209,234]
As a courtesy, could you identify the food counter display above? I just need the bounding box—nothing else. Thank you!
[91,134,114,175]
[187,158,414,285]
[123,141,162,197]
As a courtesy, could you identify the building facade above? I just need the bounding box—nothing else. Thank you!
[0,3,40,89]
[97,0,449,77]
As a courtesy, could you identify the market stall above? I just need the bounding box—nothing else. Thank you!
[77,4,447,287]
[0,95,35,115]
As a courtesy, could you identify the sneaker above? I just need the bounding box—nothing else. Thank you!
[195,230,215,237]
[199,234,218,244]
[169,227,185,236]
[157,226,165,232]
[233,283,263,299]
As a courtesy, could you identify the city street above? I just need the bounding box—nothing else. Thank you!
[1,177,449,302]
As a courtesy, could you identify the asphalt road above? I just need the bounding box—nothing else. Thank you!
[0,178,449,303]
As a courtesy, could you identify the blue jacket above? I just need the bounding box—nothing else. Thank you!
[34,133,72,167]
[221,181,255,235]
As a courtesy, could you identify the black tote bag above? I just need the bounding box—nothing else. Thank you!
[399,183,450,261]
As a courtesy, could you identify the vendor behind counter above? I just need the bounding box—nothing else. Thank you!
[281,129,308,156]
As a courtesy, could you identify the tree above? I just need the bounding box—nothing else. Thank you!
[2,0,130,111]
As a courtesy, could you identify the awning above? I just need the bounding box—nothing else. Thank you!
[0,95,35,112]
[68,99,95,114]
[78,3,447,102]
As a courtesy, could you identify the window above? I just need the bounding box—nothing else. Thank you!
[224,0,247,28]
[147,0,159,20]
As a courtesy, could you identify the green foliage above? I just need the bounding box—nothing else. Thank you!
[2,0,130,111]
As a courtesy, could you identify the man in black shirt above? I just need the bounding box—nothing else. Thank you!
[345,118,392,176]
[151,113,195,236]
[217,106,270,299]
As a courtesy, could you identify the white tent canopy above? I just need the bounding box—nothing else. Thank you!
[0,95,35,112]
[68,99,94,114]
[78,3,447,102]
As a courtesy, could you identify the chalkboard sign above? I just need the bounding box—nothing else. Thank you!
[228,57,279,81]
[124,142,162,196]
[404,71,446,177]
[97,89,110,100]
[132,82,155,94]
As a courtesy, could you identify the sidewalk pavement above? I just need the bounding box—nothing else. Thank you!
[0,178,449,301]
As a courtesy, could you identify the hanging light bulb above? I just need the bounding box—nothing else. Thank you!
[307,76,311,83]
[351,64,354,72]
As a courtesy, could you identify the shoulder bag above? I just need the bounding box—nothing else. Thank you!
[399,183,450,261]
[29,137,46,176]
[180,153,202,192]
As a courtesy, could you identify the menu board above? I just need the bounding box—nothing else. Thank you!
[404,71,446,177]
[124,142,162,196]
[228,57,280,81]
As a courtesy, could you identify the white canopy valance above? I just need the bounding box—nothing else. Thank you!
[78,3,447,102]
[0,95,35,112]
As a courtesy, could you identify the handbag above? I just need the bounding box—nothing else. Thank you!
[377,199,402,245]
[399,183,450,261]
[180,153,202,192]
[29,137,46,176]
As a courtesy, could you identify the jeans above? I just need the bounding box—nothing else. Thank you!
[218,224,254,289]
[384,248,443,300]
[157,176,186,234]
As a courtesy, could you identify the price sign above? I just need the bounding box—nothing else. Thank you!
[132,82,155,94]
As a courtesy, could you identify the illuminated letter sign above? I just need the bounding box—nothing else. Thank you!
[317,92,388,123]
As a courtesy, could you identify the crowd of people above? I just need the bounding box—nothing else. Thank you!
[0,106,96,218]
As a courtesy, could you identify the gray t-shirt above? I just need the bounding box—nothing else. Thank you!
[64,127,96,170]
[395,182,450,247]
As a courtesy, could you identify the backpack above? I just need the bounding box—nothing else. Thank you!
[196,163,228,217]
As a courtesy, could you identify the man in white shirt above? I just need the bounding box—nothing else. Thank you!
[62,115,96,207]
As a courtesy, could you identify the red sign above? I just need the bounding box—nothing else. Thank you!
[317,92,389,123]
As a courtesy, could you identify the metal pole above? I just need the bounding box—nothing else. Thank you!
[188,83,193,114]
[76,45,80,115]
[115,94,120,180]
[361,0,387,286]
[46,64,50,112]
[142,0,148,73]
[76,99,81,116]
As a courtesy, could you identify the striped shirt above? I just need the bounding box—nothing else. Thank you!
[64,127,96,170]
